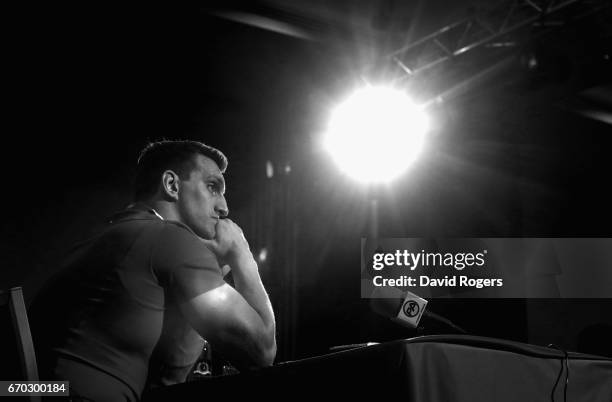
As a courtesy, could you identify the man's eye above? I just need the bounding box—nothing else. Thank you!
[207,184,219,195]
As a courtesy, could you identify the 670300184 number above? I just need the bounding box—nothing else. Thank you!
[0,381,69,396]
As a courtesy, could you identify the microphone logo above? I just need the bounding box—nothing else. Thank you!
[403,300,420,318]
[392,291,427,328]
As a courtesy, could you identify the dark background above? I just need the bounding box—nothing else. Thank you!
[3,1,612,361]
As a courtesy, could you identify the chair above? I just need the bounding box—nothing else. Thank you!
[0,286,40,402]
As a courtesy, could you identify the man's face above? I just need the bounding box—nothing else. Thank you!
[176,154,228,239]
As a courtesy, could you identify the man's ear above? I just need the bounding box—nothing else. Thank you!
[161,170,180,200]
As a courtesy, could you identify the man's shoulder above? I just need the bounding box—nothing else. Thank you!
[108,203,164,224]
[107,204,218,268]
[153,221,219,270]
[109,204,199,238]
[155,219,206,246]
[108,205,197,239]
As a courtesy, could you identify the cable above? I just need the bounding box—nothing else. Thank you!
[563,349,570,402]
[423,310,468,334]
[547,344,570,402]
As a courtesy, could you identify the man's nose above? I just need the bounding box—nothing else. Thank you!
[216,196,229,218]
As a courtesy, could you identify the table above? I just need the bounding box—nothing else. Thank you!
[144,335,612,401]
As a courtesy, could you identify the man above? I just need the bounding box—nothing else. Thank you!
[30,140,276,401]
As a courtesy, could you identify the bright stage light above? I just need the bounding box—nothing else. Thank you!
[323,86,429,183]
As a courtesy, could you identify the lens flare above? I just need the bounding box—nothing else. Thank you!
[324,86,429,183]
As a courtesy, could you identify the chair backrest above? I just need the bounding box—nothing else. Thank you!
[0,287,39,381]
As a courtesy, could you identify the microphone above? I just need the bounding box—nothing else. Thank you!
[369,286,466,333]
[394,291,428,329]
[369,286,428,329]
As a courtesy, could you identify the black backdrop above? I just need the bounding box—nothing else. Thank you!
[3,3,612,361]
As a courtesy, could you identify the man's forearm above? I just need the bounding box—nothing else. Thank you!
[230,253,277,362]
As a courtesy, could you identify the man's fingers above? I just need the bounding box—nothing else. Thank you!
[221,265,232,277]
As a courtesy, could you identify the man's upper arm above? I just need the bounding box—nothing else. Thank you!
[179,284,273,368]
[153,223,224,298]
[152,223,271,367]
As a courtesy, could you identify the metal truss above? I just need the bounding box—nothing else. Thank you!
[388,0,608,82]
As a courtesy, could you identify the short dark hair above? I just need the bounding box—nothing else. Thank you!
[133,140,228,200]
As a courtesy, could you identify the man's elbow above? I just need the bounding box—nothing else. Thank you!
[261,341,277,366]
[252,321,276,367]
[252,338,276,367]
